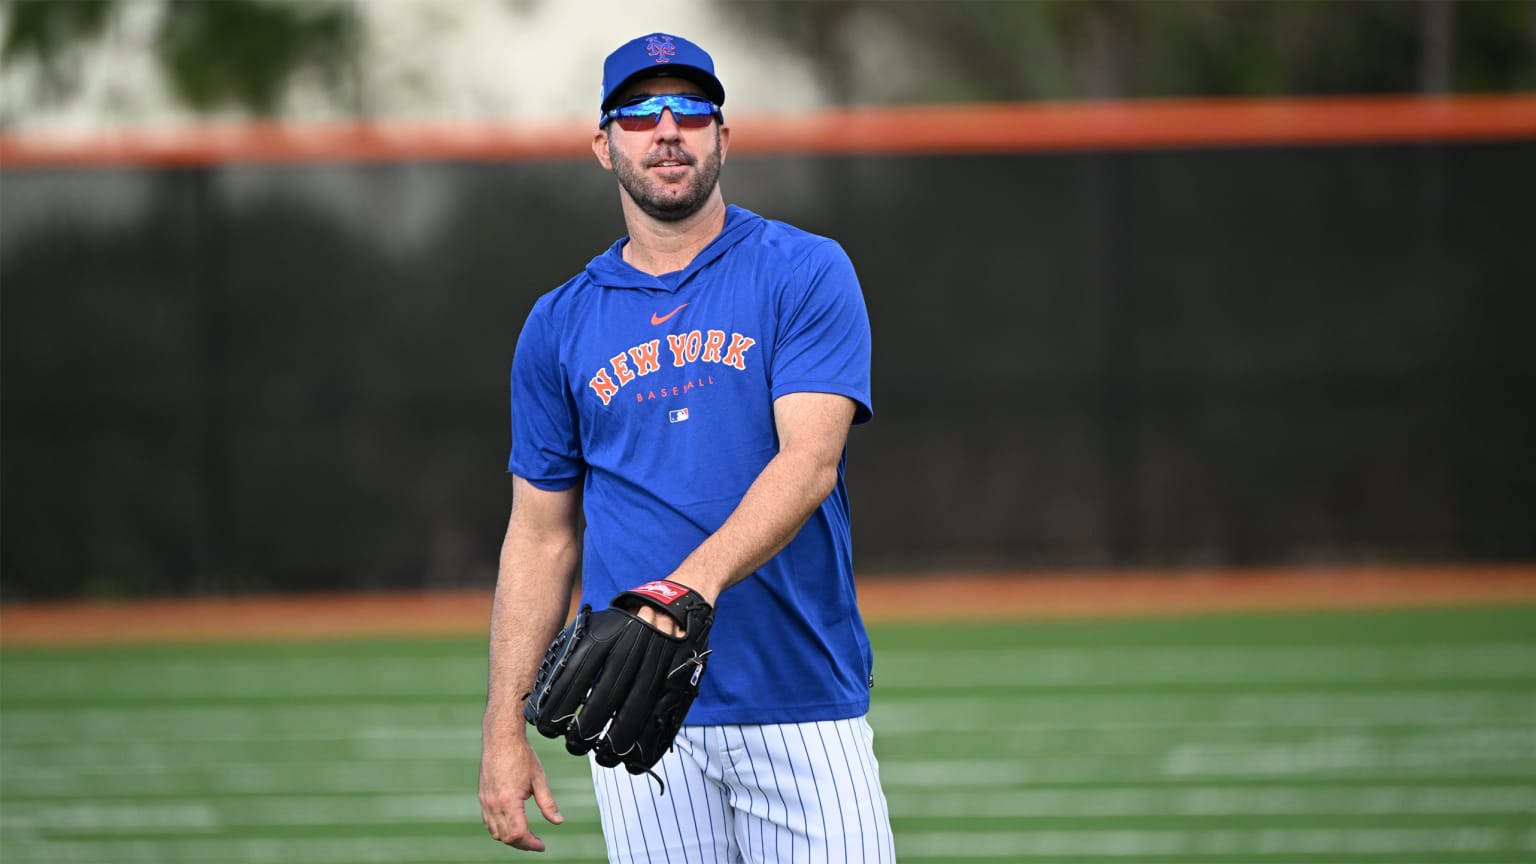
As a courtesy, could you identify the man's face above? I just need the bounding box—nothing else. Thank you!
[597,77,727,222]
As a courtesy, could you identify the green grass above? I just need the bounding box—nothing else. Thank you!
[2,605,1534,863]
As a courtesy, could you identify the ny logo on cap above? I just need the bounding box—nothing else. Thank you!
[645,35,676,64]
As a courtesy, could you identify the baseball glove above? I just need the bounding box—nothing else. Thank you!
[523,579,714,788]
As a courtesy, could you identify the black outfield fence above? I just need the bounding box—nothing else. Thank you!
[2,119,1533,598]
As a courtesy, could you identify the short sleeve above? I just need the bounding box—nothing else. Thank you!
[507,299,586,488]
[771,241,874,424]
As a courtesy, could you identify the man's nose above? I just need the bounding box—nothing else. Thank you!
[652,108,683,138]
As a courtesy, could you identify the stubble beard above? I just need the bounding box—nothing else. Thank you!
[609,129,723,223]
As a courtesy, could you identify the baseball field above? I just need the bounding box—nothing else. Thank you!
[2,567,1534,863]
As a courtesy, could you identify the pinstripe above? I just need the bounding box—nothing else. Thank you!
[593,759,623,863]
[601,760,620,862]
[754,725,787,863]
[734,726,770,863]
[861,717,897,864]
[832,718,875,862]
[595,718,892,864]
[647,759,679,864]
[719,729,746,863]
[809,720,850,863]
[774,723,805,863]
[656,753,686,860]
[817,719,854,860]
[727,728,760,862]
[619,766,657,864]
[703,727,737,863]
[671,735,709,863]
[828,721,863,861]
[790,723,831,859]
[855,718,896,864]
[692,728,735,864]
[726,729,757,863]
[697,727,720,860]
[854,718,884,860]
[715,727,739,860]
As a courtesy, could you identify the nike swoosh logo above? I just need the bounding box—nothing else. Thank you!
[650,303,689,326]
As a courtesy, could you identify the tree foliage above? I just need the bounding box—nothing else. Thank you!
[1,0,1532,118]
[157,0,356,114]
[2,0,358,116]
[1,0,113,100]
[717,0,1536,104]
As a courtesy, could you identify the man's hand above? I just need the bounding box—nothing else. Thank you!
[479,736,563,852]
[631,603,683,635]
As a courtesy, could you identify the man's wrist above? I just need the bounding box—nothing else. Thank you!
[483,704,532,736]
[660,574,720,606]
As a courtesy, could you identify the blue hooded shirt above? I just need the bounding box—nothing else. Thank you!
[508,205,874,724]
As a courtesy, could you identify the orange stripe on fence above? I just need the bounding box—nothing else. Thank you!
[733,94,1536,155]
[1,94,1533,168]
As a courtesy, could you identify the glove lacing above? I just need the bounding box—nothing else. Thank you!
[618,648,712,796]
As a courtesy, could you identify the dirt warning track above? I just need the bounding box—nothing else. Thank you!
[2,564,1533,647]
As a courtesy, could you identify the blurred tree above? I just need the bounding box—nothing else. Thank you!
[1,0,113,100]
[1454,0,1536,91]
[717,0,1536,104]
[157,0,357,114]
[1,0,358,116]
[1,0,1531,120]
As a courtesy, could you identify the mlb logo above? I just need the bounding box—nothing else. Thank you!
[668,408,690,424]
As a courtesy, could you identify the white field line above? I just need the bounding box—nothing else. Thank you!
[0,752,601,798]
[6,727,1533,795]
[355,725,481,739]
[883,785,1536,817]
[8,728,1533,798]
[0,657,484,700]
[0,793,599,832]
[880,738,1536,787]
[12,713,1536,765]
[0,703,484,744]
[0,731,482,765]
[0,760,478,797]
[4,691,1532,744]
[872,644,1536,687]
[5,786,1531,834]
[870,691,1536,732]
[0,835,609,864]
[7,715,1530,764]
[1159,729,1536,777]
[6,833,1534,864]
[5,644,1528,700]
[0,802,219,832]
[2,758,1522,798]
[10,713,1531,760]
[874,718,1536,737]
[894,827,1532,858]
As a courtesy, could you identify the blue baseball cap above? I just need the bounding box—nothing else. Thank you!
[600,33,725,113]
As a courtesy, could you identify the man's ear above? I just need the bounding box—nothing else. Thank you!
[592,130,614,171]
[718,123,730,164]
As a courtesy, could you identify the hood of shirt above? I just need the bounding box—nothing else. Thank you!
[582,205,762,293]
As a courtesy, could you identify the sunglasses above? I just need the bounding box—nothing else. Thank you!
[602,94,722,132]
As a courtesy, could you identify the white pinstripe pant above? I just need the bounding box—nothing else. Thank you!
[591,717,897,863]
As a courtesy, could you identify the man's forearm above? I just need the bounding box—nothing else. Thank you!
[483,521,581,738]
[668,443,840,604]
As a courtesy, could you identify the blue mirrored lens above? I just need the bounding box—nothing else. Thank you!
[614,94,717,118]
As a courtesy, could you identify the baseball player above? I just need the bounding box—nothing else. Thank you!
[478,31,895,863]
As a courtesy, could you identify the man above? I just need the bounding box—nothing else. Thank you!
[479,32,896,863]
